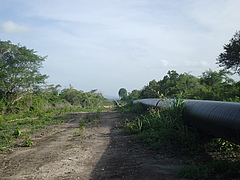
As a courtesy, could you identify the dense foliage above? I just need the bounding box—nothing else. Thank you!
[125,69,239,102]
[0,40,48,107]
[217,30,240,75]
[0,41,108,119]
[60,87,106,108]
[119,100,240,179]
[0,84,107,119]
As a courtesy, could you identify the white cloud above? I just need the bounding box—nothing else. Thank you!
[190,0,240,32]
[184,60,210,68]
[1,21,30,33]
[159,59,169,67]
[1,0,240,96]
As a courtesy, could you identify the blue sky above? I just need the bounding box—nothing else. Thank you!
[1,0,240,97]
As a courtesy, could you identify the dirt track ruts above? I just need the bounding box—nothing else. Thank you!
[0,110,185,180]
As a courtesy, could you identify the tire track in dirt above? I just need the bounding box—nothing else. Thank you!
[0,111,185,180]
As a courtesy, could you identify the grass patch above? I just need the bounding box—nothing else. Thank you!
[72,110,102,139]
[122,99,200,153]
[116,101,145,114]
[0,106,106,151]
[73,128,84,136]
[22,136,34,147]
[0,114,66,150]
[134,107,200,154]
[178,159,240,179]
[119,98,240,179]
[79,110,101,128]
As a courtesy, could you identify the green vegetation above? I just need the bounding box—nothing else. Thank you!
[120,31,240,102]
[116,31,240,178]
[0,84,109,120]
[178,159,240,179]
[1,28,240,178]
[23,136,34,147]
[0,40,110,118]
[0,40,48,111]
[0,115,63,150]
[116,30,240,179]
[73,128,84,137]
[119,99,240,179]
[121,98,200,153]
[73,111,101,138]
[120,69,239,102]
[79,111,101,128]
[217,30,240,75]
[0,40,112,151]
[0,109,105,150]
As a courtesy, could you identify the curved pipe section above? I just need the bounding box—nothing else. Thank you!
[133,98,174,108]
[114,100,122,107]
[133,99,240,144]
[183,100,240,144]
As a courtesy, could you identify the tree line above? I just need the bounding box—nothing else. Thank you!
[0,40,106,117]
[119,31,240,102]
[1,30,240,116]
[119,69,239,101]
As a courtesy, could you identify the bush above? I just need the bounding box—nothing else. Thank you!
[121,99,200,153]
[121,98,240,179]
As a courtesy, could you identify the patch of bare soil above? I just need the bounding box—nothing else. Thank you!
[0,110,186,180]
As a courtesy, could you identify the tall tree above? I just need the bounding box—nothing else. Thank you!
[128,89,140,100]
[158,70,179,97]
[217,31,240,75]
[140,80,161,98]
[0,40,48,104]
[176,73,201,96]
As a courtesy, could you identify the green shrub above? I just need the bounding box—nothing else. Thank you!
[178,159,240,179]
[121,97,240,179]
[22,136,33,147]
[118,101,144,114]
[121,99,200,153]
[12,129,22,138]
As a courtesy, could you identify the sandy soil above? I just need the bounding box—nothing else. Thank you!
[0,110,186,180]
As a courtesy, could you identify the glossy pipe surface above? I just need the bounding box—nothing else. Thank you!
[183,100,240,144]
[133,98,174,108]
[133,99,240,144]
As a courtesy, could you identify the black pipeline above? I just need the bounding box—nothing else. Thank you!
[133,99,240,144]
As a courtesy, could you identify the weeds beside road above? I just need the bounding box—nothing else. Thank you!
[0,109,186,179]
[119,100,240,179]
[1,100,240,179]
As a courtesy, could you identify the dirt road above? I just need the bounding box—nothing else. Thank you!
[0,110,185,180]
